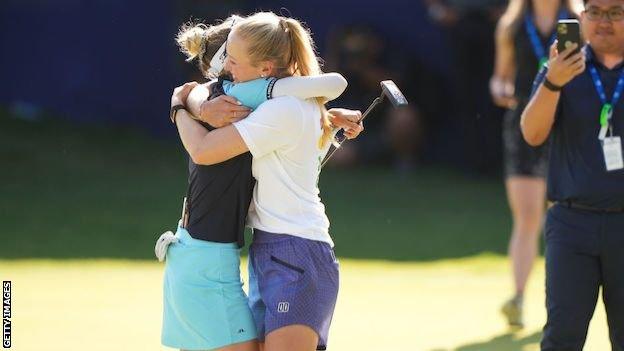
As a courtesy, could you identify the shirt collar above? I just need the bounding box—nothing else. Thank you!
[585,45,624,71]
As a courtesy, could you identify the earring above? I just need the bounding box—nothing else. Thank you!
[260,74,266,78]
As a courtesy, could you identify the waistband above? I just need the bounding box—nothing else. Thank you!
[556,201,624,214]
[251,229,297,244]
[175,224,239,249]
[251,229,334,248]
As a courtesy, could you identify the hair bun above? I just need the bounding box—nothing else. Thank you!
[176,23,207,62]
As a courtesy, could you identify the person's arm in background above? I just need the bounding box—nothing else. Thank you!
[490,16,518,109]
[521,43,585,146]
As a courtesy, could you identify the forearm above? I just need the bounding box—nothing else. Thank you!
[520,85,559,146]
[492,51,515,83]
[186,84,211,118]
[175,109,210,158]
[491,22,516,94]
[176,109,248,165]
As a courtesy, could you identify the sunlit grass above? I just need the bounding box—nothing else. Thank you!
[0,257,610,350]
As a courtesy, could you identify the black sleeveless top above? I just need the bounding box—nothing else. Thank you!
[513,13,559,101]
[184,80,255,247]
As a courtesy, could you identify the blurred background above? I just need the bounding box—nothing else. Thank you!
[1,0,511,259]
[0,0,612,350]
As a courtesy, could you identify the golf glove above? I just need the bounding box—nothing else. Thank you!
[155,230,178,262]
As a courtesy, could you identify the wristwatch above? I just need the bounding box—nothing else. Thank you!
[170,104,186,124]
[543,77,563,92]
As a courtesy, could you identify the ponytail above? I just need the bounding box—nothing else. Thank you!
[281,18,333,149]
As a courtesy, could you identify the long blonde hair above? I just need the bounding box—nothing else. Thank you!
[234,12,333,149]
[175,15,242,78]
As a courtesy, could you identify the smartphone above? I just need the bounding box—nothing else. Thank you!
[557,19,581,57]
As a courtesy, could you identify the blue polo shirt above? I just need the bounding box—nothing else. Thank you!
[532,46,624,209]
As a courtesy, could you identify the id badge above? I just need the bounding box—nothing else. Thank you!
[603,136,624,171]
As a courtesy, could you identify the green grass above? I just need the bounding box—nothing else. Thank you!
[0,257,611,350]
[0,111,511,260]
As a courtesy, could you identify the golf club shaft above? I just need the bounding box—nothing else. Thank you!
[357,96,383,123]
[320,97,383,168]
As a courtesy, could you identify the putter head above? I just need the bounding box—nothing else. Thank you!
[380,80,408,107]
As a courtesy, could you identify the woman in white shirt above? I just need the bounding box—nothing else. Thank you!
[170,11,362,351]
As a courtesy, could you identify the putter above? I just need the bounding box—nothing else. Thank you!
[321,80,408,168]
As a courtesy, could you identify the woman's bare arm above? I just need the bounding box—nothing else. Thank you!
[490,19,517,109]
[186,83,211,117]
[175,109,249,165]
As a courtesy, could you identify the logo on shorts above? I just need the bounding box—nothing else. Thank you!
[277,302,289,313]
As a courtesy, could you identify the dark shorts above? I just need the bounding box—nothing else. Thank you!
[502,105,549,178]
[248,230,340,350]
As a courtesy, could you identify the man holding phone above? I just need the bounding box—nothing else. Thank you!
[521,0,624,349]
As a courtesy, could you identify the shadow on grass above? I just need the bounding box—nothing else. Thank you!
[431,331,542,351]
[1,112,513,261]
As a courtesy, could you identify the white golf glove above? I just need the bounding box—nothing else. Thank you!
[155,230,178,262]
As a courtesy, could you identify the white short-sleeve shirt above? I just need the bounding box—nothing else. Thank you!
[233,96,333,246]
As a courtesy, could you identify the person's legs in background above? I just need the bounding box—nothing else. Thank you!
[502,176,546,328]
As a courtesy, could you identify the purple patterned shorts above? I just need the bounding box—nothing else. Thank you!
[248,230,340,350]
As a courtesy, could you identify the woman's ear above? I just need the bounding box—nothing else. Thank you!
[259,61,274,77]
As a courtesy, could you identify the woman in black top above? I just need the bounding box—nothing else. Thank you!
[490,0,581,328]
